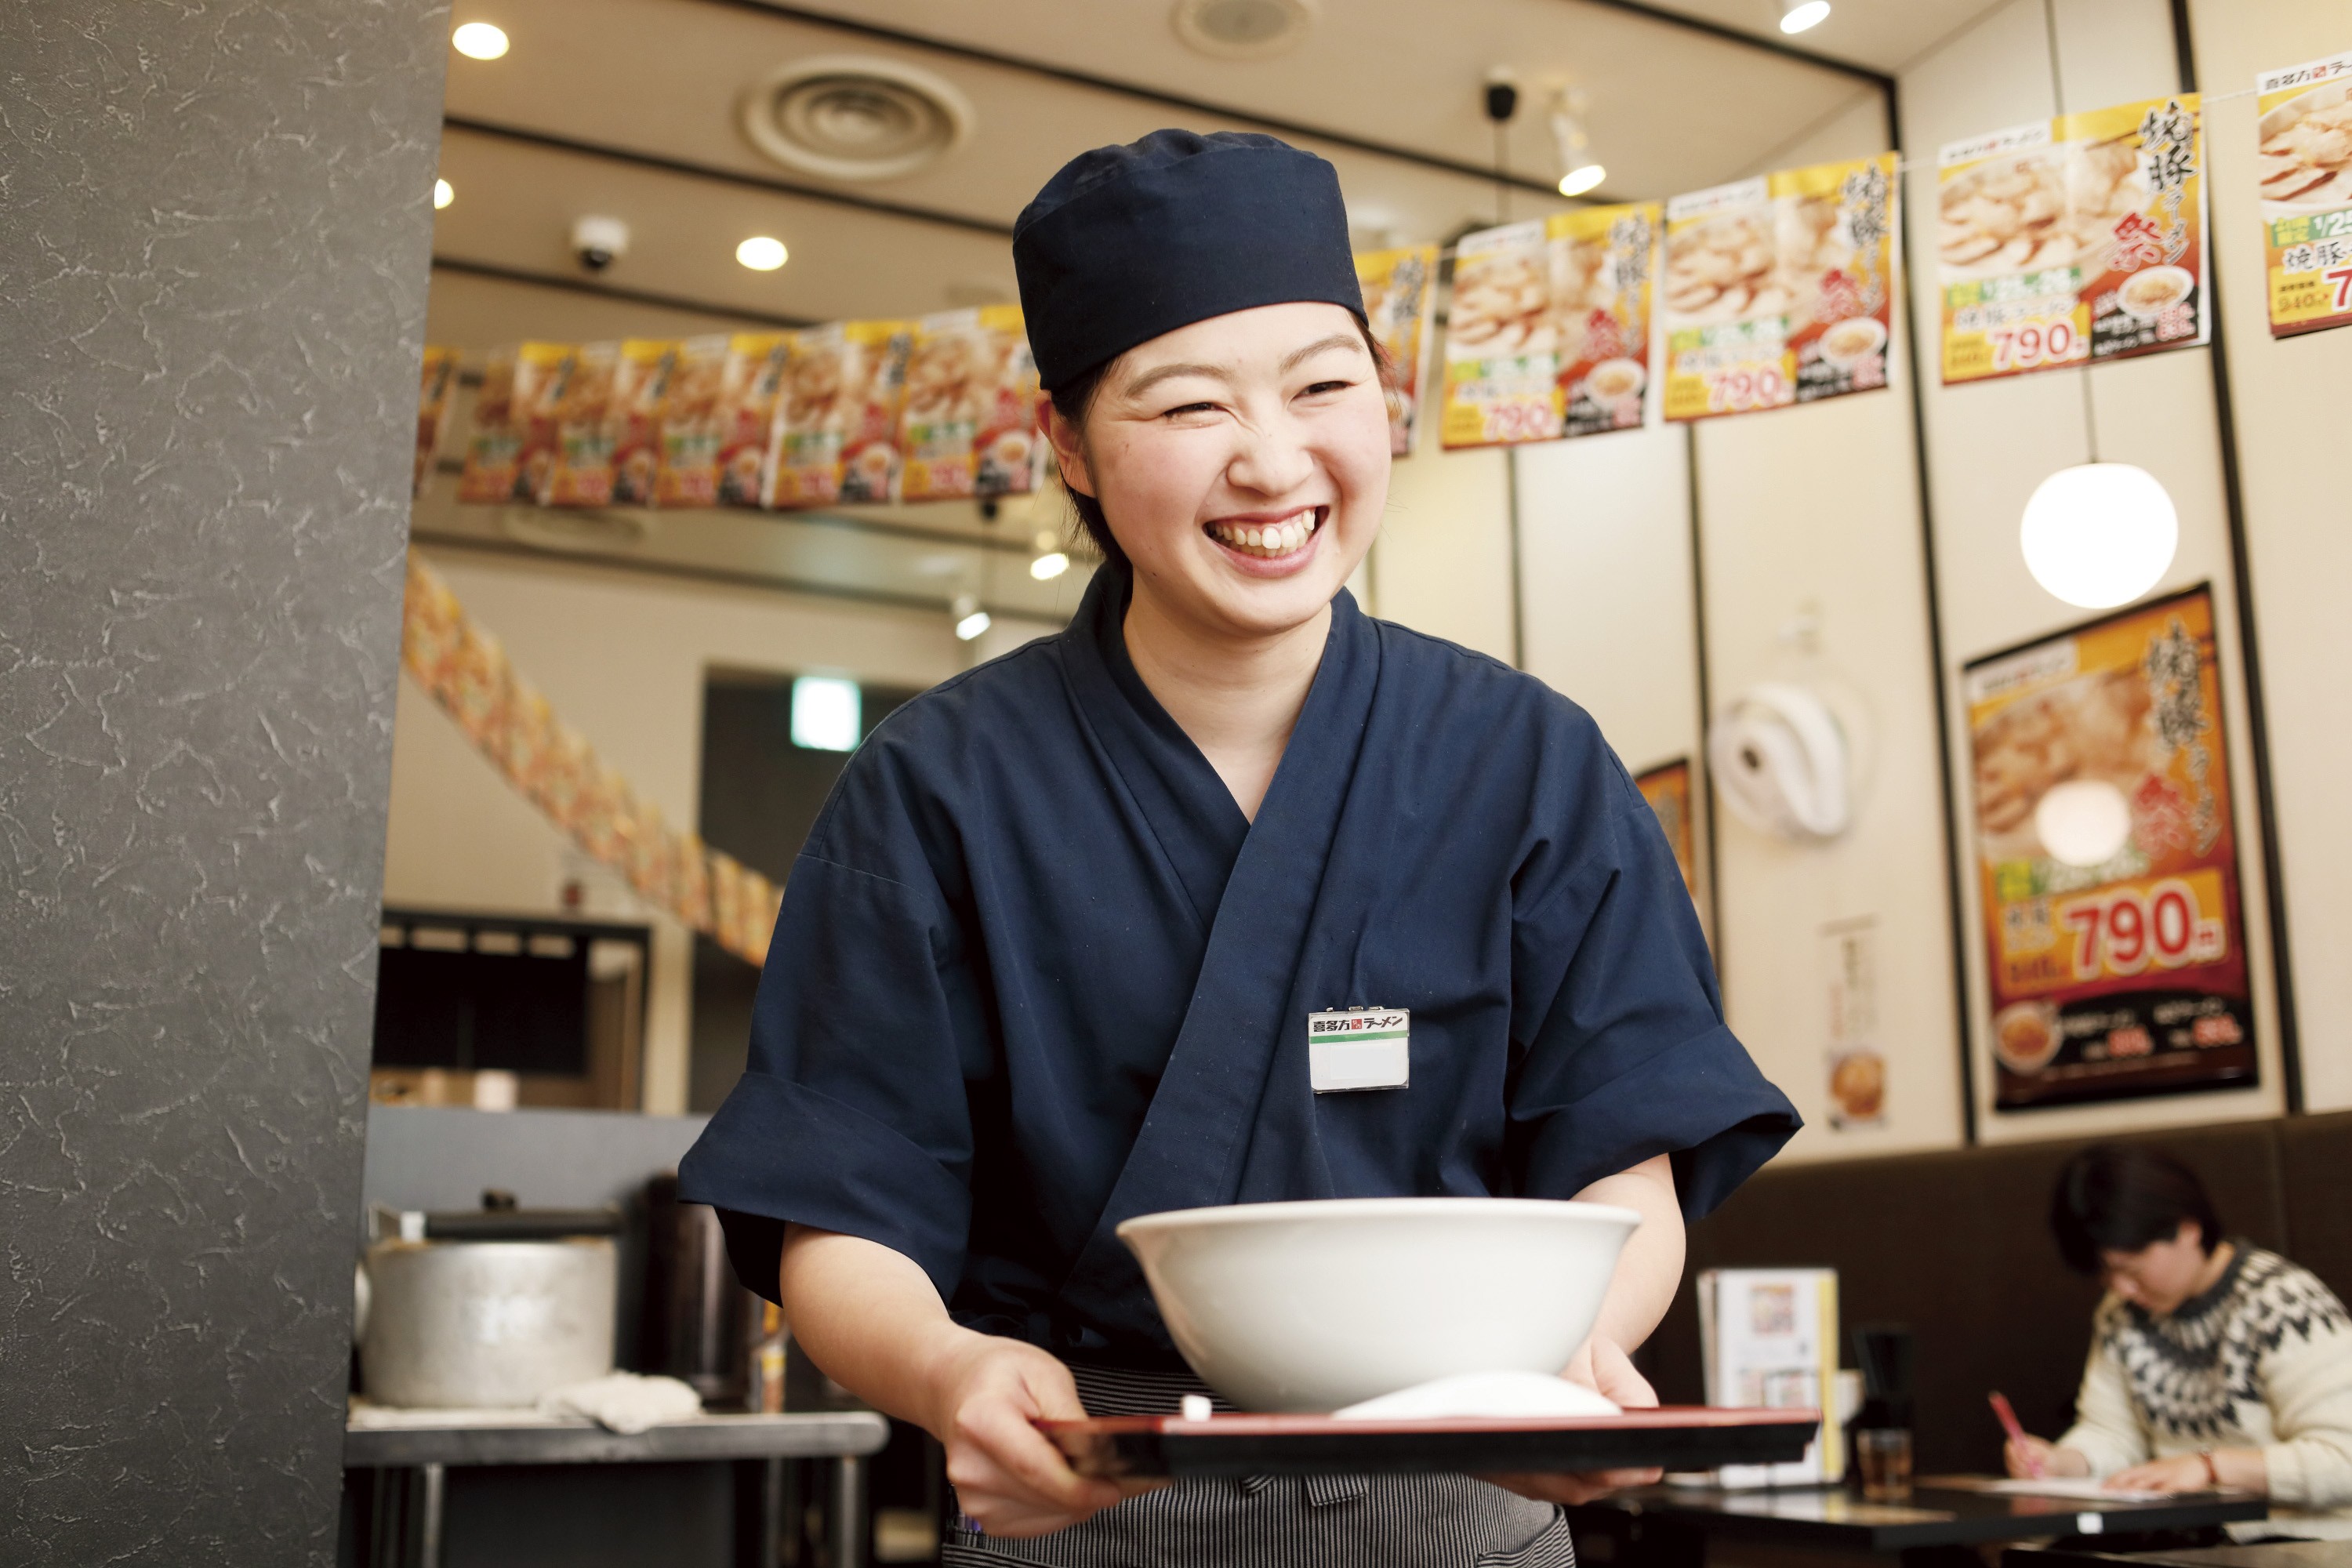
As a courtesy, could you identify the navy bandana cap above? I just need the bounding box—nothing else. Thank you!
[1012,129,1367,391]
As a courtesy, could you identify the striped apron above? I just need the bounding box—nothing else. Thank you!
[941,1366,1577,1568]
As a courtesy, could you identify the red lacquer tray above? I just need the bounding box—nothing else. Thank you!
[1040,1406,1819,1479]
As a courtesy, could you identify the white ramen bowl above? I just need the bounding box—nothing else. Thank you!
[1118,1197,1640,1413]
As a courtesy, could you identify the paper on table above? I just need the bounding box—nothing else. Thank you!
[1963,1477,2181,1501]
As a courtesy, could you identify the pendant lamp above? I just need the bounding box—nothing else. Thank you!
[2019,463,2178,609]
[2020,365,2178,609]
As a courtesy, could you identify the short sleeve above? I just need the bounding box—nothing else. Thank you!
[677,763,986,1307]
[1506,766,1798,1217]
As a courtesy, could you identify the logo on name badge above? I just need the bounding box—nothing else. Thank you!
[1306,1007,1410,1094]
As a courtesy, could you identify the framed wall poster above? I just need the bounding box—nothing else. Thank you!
[1963,586,2256,1111]
[2254,49,2352,337]
[1635,758,1698,898]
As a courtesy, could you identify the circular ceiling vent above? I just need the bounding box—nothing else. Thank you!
[1171,0,1318,60]
[740,55,975,182]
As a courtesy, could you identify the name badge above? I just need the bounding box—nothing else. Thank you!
[1308,1007,1410,1094]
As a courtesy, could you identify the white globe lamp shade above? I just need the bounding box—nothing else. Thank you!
[2034,779,2133,867]
[2019,463,2178,609]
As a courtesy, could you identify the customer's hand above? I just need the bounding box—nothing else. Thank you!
[2004,1434,2090,1479]
[2108,1452,2222,1494]
[1489,1335,1665,1506]
[924,1333,1134,1538]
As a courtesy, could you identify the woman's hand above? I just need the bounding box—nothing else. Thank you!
[1488,1335,1664,1506]
[2107,1450,2261,1494]
[777,1229,1144,1541]
[923,1330,1132,1538]
[2005,1435,2091,1479]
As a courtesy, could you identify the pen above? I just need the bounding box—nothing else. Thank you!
[1989,1391,2044,1478]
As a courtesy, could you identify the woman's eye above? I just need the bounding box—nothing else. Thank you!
[1160,401,1218,419]
[1301,379,1354,397]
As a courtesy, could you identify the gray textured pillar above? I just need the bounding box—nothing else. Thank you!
[0,3,447,1563]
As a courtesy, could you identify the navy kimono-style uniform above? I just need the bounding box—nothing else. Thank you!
[681,563,1798,1565]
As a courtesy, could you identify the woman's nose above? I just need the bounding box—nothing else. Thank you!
[1225,418,1316,498]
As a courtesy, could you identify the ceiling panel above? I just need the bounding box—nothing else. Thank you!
[432,125,1022,325]
[440,0,1881,244]
[735,0,1871,190]
[1628,0,2016,74]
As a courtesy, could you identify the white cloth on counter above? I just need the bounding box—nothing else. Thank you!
[536,1372,704,1434]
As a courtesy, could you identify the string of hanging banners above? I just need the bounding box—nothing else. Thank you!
[412,56,2347,490]
[400,552,783,966]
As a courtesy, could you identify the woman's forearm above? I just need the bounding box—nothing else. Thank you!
[1573,1153,1685,1356]
[778,1224,975,1436]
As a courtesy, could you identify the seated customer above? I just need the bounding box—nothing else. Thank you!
[2005,1145,2352,1534]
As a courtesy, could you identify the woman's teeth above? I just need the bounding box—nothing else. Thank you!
[1207,510,1320,558]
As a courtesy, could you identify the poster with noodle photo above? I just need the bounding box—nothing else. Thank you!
[1938,93,2208,385]
[1355,245,1439,455]
[1634,757,1697,899]
[2255,49,2352,338]
[1549,203,1659,437]
[1962,586,2255,1111]
[1660,154,1897,422]
[1439,220,1563,449]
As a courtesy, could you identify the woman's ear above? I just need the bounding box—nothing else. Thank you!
[2179,1219,2206,1253]
[1040,394,1096,500]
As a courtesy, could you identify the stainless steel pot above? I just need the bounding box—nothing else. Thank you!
[360,1196,620,1408]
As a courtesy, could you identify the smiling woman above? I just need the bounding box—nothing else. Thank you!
[677,127,1797,1568]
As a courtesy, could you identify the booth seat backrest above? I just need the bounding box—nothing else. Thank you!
[1643,1110,2352,1475]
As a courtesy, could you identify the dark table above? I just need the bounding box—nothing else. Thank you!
[1574,1481,2270,1568]
[2010,1542,2352,1568]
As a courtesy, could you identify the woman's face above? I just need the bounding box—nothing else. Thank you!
[2100,1221,2211,1315]
[1047,301,1390,641]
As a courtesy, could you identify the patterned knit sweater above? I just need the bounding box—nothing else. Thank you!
[2060,1243,2352,1518]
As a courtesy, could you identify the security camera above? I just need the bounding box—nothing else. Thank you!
[1483,65,1520,125]
[570,215,630,272]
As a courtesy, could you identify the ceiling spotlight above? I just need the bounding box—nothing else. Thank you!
[736,235,789,271]
[2020,463,2179,609]
[1778,0,1831,34]
[1029,551,1069,582]
[452,21,510,59]
[1551,92,1605,198]
[434,179,454,210]
[951,593,992,641]
[1558,162,1607,198]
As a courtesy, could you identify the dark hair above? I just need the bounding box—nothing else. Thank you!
[1045,317,1390,572]
[2049,1145,2224,1275]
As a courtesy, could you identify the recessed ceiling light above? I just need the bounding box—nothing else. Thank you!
[736,235,789,271]
[434,179,454,210]
[452,21,509,60]
[1029,551,1069,581]
[1778,0,1831,35]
